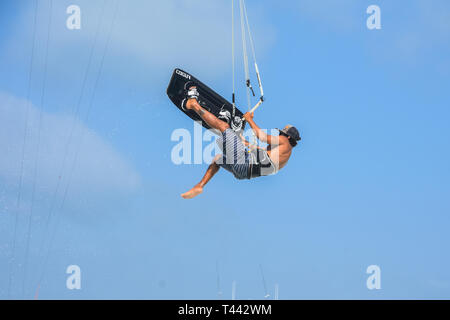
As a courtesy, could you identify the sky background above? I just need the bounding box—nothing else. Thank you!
[0,0,449,299]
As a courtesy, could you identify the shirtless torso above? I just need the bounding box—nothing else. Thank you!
[267,136,292,170]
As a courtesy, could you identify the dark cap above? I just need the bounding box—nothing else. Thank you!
[278,125,301,146]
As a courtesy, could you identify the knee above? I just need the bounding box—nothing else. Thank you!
[219,122,230,132]
[213,154,222,164]
[212,154,224,167]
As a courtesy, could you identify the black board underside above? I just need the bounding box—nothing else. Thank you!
[166,68,246,132]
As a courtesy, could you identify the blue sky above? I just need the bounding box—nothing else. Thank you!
[0,0,449,299]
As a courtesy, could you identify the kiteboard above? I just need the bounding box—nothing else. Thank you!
[166,68,246,132]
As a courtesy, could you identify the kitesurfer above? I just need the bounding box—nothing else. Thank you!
[181,87,301,199]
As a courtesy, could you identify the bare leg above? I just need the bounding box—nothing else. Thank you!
[186,89,230,133]
[181,154,222,199]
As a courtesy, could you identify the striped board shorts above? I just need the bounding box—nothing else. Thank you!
[216,129,251,180]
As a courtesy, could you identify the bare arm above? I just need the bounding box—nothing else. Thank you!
[243,112,279,146]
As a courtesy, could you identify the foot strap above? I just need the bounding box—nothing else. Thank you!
[187,87,199,100]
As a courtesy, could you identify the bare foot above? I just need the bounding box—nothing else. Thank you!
[181,185,203,199]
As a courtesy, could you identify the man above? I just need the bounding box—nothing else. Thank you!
[181,86,301,199]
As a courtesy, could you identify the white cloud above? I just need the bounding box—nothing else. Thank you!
[0,91,141,202]
[112,0,274,73]
[0,0,276,218]
[2,0,275,85]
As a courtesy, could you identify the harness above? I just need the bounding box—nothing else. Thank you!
[248,148,278,178]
